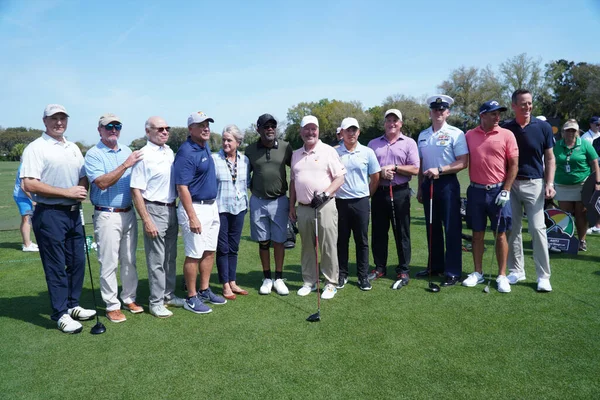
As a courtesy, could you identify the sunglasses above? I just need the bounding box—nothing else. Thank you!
[263,124,277,130]
[154,126,171,132]
[104,123,122,131]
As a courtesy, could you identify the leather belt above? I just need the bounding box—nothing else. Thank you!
[94,206,132,213]
[515,176,535,181]
[145,200,176,207]
[37,202,80,212]
[470,182,504,191]
[193,199,216,205]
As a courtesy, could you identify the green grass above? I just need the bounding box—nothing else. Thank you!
[0,160,599,399]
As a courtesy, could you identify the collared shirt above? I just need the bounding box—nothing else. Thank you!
[245,139,293,198]
[367,133,420,185]
[581,129,600,144]
[13,164,27,198]
[335,142,380,199]
[20,133,85,205]
[501,117,554,179]
[291,140,346,205]
[465,125,519,185]
[418,122,468,170]
[553,137,598,185]
[212,149,250,215]
[130,141,176,203]
[85,141,133,208]
[173,137,217,201]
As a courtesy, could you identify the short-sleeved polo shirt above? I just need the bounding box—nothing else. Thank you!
[501,117,554,179]
[85,141,133,208]
[336,142,380,199]
[418,123,468,171]
[465,125,519,185]
[173,137,217,201]
[367,134,420,185]
[553,137,598,185]
[245,139,293,199]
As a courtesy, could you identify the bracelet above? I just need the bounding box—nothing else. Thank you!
[546,182,554,186]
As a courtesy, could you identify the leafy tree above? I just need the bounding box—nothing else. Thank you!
[0,127,42,155]
[499,53,545,114]
[165,127,189,153]
[9,143,26,161]
[129,137,147,151]
[74,141,91,156]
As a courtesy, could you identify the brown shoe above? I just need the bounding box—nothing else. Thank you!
[106,309,127,323]
[123,302,144,314]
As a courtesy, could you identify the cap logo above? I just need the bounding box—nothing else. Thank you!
[435,98,442,103]
[490,101,499,106]
[196,111,207,117]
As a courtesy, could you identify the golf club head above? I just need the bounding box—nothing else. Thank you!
[90,322,106,335]
[306,312,320,322]
[391,280,404,290]
[483,284,490,294]
[428,282,441,293]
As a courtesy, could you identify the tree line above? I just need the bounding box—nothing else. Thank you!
[2,53,598,157]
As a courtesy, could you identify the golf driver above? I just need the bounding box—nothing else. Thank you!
[80,208,106,334]
[390,185,403,290]
[483,210,503,294]
[427,180,440,293]
[306,207,321,322]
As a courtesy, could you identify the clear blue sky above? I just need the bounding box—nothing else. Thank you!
[1,0,599,145]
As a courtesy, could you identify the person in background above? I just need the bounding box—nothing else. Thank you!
[212,124,250,300]
[553,119,600,252]
[583,116,600,235]
[13,162,38,252]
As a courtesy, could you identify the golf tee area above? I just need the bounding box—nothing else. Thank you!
[0,161,598,399]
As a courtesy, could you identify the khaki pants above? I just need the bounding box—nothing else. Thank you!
[508,179,551,279]
[297,200,339,286]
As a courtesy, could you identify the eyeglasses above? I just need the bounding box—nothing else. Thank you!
[153,126,170,132]
[104,123,122,131]
[263,124,277,130]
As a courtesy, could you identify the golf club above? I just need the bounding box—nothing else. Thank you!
[390,185,403,290]
[80,207,106,334]
[483,209,503,294]
[306,207,321,322]
[427,180,440,293]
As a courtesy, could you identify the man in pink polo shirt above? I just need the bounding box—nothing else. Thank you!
[290,115,346,300]
[463,101,519,293]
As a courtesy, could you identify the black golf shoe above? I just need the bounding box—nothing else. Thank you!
[358,278,372,291]
[396,272,409,286]
[441,275,460,287]
[367,269,385,281]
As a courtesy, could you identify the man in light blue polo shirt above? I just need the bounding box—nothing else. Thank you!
[85,113,144,323]
[417,95,469,286]
[335,117,380,291]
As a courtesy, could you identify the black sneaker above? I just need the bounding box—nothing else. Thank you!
[336,276,348,289]
[367,269,385,281]
[358,278,372,291]
[397,272,410,286]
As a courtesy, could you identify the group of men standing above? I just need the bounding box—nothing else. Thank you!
[22,89,555,333]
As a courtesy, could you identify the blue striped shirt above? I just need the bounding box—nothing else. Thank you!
[212,149,249,215]
[85,141,133,207]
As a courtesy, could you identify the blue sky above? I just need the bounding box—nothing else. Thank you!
[1,0,599,145]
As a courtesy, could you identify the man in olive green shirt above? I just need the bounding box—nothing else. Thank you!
[245,114,293,296]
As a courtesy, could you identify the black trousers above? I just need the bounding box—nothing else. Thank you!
[336,197,370,280]
[371,185,411,274]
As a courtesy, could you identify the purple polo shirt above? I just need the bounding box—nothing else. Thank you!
[368,134,420,185]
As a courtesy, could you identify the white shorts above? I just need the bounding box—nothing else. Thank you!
[177,202,220,259]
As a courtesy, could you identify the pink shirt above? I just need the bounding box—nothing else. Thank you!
[465,125,519,185]
[291,140,346,204]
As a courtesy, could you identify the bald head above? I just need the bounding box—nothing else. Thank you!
[145,116,170,146]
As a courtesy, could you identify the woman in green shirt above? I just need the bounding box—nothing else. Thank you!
[553,119,600,251]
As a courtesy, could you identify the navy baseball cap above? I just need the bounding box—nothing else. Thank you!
[590,116,600,125]
[479,100,507,115]
[257,114,277,128]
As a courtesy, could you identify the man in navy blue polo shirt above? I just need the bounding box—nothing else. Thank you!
[501,89,556,292]
[174,112,226,314]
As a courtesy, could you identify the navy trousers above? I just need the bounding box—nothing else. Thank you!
[216,210,246,283]
[421,175,462,277]
[32,204,86,321]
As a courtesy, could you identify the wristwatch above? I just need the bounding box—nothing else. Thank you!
[438,166,443,175]
[324,191,330,197]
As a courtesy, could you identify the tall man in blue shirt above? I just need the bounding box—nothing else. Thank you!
[502,89,556,292]
[85,113,144,323]
[335,117,380,291]
[417,95,469,286]
[174,112,226,314]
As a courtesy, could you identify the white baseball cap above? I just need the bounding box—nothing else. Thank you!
[187,111,214,127]
[300,115,319,128]
[384,109,402,121]
[43,104,69,118]
[340,117,359,130]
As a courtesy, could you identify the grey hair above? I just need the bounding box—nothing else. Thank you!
[144,118,153,130]
[222,124,243,144]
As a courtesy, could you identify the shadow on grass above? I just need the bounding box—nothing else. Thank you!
[0,241,26,250]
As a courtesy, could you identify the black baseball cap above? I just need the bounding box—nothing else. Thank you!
[257,114,277,128]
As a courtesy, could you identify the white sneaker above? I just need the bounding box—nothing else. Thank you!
[321,284,337,300]
[68,306,96,321]
[297,283,316,296]
[537,278,552,292]
[507,272,526,285]
[57,314,83,334]
[165,296,186,307]
[22,243,39,252]
[150,304,173,318]
[586,226,600,235]
[273,279,289,296]
[496,275,511,293]
[462,271,484,287]
[259,278,273,295]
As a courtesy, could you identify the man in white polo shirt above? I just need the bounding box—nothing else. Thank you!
[131,116,185,318]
